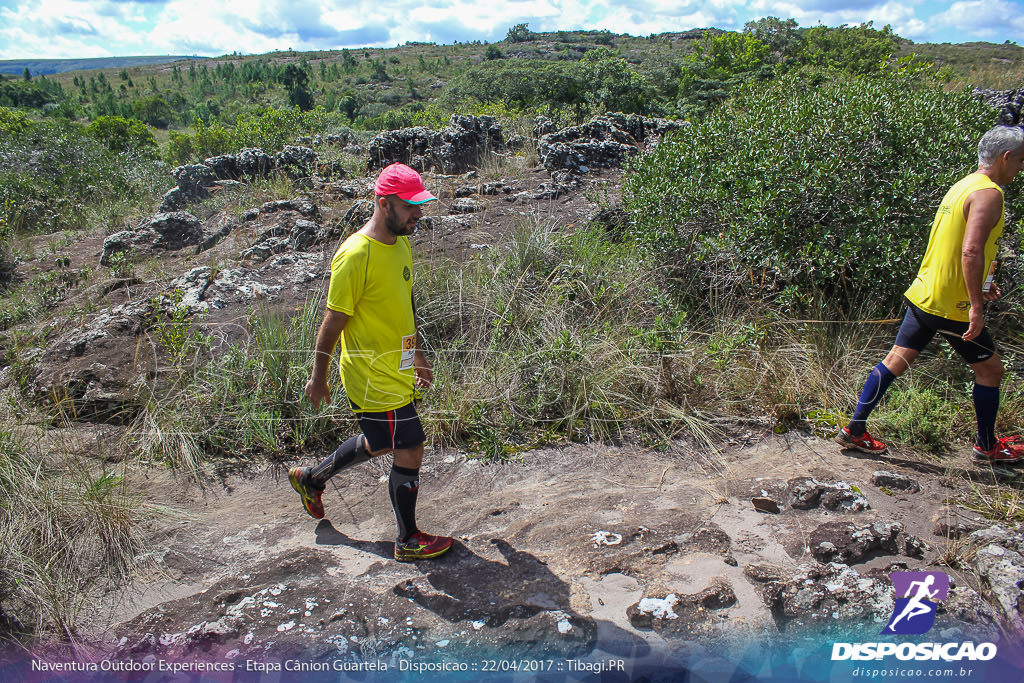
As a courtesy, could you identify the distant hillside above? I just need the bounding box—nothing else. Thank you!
[0,56,206,76]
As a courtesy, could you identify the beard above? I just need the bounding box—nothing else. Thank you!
[384,210,415,236]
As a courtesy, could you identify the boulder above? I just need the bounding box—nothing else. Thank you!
[974,88,1024,125]
[537,113,686,174]
[367,115,504,173]
[236,147,276,178]
[626,578,736,636]
[275,145,317,178]
[748,562,893,629]
[786,477,869,512]
[871,471,921,493]
[171,163,217,201]
[808,520,904,564]
[100,212,203,266]
[967,524,1024,630]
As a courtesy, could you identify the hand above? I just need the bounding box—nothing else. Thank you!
[963,305,985,341]
[305,378,331,408]
[414,350,433,389]
[984,283,1002,302]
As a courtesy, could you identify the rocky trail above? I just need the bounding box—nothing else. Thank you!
[82,429,1022,677]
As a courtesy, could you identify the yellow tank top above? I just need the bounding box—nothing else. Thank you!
[904,173,1003,322]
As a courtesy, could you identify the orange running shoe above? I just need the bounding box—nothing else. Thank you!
[972,435,1024,464]
[835,427,887,455]
[289,466,325,519]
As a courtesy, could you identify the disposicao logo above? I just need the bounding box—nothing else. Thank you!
[881,570,949,635]
[831,570,998,663]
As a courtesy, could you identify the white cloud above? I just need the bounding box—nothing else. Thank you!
[931,0,1024,41]
[0,0,1021,59]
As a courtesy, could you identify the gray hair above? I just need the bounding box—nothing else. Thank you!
[978,125,1024,167]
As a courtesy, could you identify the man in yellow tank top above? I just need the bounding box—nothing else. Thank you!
[837,126,1024,464]
[289,163,453,562]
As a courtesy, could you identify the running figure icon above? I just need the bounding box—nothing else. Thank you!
[881,571,949,635]
[886,575,938,631]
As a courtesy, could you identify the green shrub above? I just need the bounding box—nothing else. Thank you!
[131,95,174,128]
[85,115,158,156]
[624,71,997,317]
[0,107,166,234]
[798,22,900,75]
[874,384,958,453]
[131,293,351,469]
[165,106,343,164]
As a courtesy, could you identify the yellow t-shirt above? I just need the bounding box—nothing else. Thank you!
[326,233,417,412]
[904,173,1004,322]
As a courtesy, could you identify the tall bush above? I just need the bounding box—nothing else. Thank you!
[624,71,999,317]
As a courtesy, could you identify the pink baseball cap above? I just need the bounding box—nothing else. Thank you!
[374,163,437,204]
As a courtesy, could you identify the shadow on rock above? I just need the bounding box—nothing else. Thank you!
[391,538,572,627]
[313,520,393,558]
[313,526,651,659]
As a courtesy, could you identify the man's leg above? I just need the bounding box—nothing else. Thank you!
[388,445,424,543]
[838,345,920,454]
[289,434,375,519]
[846,345,920,435]
[970,353,1005,453]
[310,434,373,487]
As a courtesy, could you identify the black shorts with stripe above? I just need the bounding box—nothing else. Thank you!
[894,299,997,365]
[350,400,426,452]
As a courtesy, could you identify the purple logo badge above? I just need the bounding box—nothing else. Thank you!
[881,571,950,635]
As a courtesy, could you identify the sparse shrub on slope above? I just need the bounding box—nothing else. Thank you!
[0,106,165,234]
[624,70,999,318]
[165,106,344,164]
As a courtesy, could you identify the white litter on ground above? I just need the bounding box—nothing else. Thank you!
[637,594,679,620]
[591,531,623,547]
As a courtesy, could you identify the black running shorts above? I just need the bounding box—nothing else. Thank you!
[350,400,426,452]
[894,300,997,365]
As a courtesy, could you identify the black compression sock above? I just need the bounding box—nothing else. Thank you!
[388,465,419,543]
[310,435,371,487]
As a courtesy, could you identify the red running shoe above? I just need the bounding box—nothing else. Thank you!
[289,466,325,519]
[394,532,453,561]
[972,435,1024,464]
[835,427,887,455]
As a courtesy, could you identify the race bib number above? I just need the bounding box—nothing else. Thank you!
[400,334,416,370]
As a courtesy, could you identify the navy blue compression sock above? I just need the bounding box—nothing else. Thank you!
[848,362,897,437]
[973,383,1000,451]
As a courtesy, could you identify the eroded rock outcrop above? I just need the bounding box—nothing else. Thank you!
[101,212,204,266]
[537,113,686,174]
[367,115,504,173]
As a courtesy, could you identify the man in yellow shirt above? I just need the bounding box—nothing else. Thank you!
[290,163,452,561]
[837,126,1024,464]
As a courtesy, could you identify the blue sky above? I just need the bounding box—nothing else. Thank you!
[0,0,1022,60]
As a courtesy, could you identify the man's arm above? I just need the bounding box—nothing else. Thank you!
[962,187,1004,341]
[411,293,433,389]
[305,308,349,408]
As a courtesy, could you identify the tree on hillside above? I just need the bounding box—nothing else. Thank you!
[799,22,899,74]
[743,16,801,64]
[677,30,772,116]
[506,23,534,43]
[131,95,174,128]
[22,68,31,82]
[579,48,650,114]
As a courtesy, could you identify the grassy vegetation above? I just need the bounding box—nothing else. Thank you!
[127,291,355,475]
[0,428,163,639]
